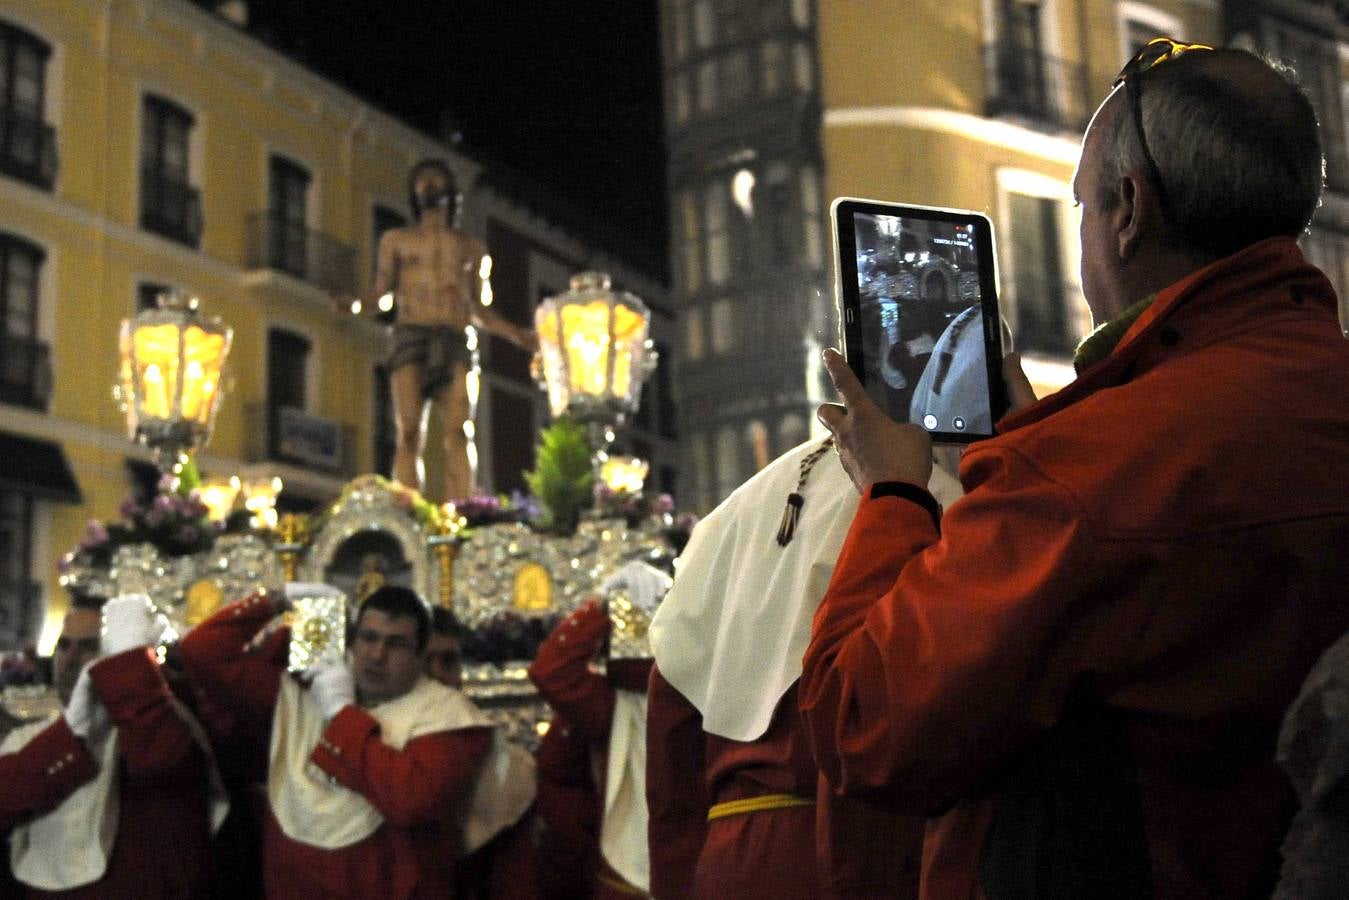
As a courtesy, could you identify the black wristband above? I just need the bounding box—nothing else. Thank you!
[869,482,942,532]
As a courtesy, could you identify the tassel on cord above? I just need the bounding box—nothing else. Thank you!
[777,493,804,546]
[775,438,834,548]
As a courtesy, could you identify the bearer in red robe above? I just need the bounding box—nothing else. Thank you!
[0,595,221,898]
[645,438,962,899]
[179,584,534,899]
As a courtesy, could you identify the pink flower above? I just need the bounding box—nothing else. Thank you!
[81,519,109,548]
[652,493,676,514]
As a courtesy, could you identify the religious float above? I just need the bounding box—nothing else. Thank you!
[7,272,691,746]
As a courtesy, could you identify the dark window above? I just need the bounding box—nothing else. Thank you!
[0,232,49,409]
[1007,193,1072,356]
[489,387,536,495]
[140,95,201,246]
[655,342,678,438]
[0,22,54,189]
[372,365,395,478]
[268,156,311,277]
[267,328,310,459]
[137,281,170,312]
[372,203,406,265]
[0,488,36,649]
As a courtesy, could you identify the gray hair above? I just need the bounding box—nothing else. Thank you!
[1097,48,1324,259]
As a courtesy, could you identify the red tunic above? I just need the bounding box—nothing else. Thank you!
[647,666,921,899]
[0,648,215,899]
[528,602,652,899]
[179,595,492,900]
[800,238,1349,898]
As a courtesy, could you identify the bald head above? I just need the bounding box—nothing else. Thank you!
[1093,47,1323,260]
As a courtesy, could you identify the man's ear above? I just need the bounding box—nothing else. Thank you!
[1116,171,1158,261]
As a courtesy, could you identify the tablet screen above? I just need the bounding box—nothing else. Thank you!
[835,200,1005,441]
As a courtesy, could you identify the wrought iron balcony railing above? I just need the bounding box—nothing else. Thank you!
[246,212,357,296]
[242,402,358,477]
[0,332,51,411]
[140,168,203,247]
[983,42,1091,134]
[0,106,56,190]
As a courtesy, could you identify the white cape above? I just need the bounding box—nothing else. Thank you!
[650,438,962,742]
[600,690,649,891]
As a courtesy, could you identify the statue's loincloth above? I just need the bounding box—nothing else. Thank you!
[387,324,470,399]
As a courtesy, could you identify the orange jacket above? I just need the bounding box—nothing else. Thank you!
[802,238,1349,899]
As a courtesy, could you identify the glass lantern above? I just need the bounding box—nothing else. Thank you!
[117,290,232,469]
[533,272,657,446]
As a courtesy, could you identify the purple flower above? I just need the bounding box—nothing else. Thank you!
[119,497,140,519]
[152,493,175,513]
[157,473,179,494]
[675,512,700,532]
[144,508,166,528]
[81,519,109,548]
[176,524,200,545]
[652,493,676,514]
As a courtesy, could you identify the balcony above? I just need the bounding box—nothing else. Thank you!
[0,106,57,190]
[0,578,41,650]
[0,332,51,411]
[246,212,357,296]
[140,169,203,247]
[243,402,357,477]
[983,42,1091,134]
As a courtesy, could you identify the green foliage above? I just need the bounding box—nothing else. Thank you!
[524,418,594,534]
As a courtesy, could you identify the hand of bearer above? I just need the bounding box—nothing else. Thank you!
[816,347,933,494]
[1001,352,1039,414]
[102,594,162,656]
[305,663,356,721]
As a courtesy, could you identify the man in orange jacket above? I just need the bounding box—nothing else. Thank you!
[803,44,1349,898]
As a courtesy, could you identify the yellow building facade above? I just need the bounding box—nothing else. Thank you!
[0,0,484,652]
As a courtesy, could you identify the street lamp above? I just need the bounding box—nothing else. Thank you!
[533,271,657,456]
[117,290,232,470]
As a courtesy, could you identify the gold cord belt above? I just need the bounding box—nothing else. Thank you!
[706,793,815,822]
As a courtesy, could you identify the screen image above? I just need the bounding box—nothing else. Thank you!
[850,211,993,436]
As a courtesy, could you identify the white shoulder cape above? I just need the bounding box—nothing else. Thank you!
[649,438,962,741]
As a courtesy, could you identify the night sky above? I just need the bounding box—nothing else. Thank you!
[237,0,669,277]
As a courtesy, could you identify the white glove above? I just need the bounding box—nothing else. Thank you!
[63,665,110,744]
[102,594,161,656]
[307,664,356,721]
[600,561,673,614]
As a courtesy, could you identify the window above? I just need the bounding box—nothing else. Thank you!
[1006,192,1076,356]
[801,166,823,270]
[371,203,405,284]
[704,180,730,285]
[685,306,705,360]
[761,40,785,96]
[670,0,691,62]
[0,233,47,409]
[372,365,395,478]
[791,0,811,30]
[722,50,751,108]
[268,155,311,277]
[792,41,813,92]
[744,420,770,474]
[0,488,35,647]
[655,341,678,438]
[710,297,735,355]
[0,22,54,188]
[715,425,740,501]
[693,0,716,49]
[672,73,692,125]
[141,95,201,246]
[266,328,310,459]
[136,281,170,312]
[678,190,702,294]
[697,60,718,115]
[690,431,712,512]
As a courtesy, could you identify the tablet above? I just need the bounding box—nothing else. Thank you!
[832,197,1008,442]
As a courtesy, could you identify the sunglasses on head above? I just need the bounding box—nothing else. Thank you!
[1110,37,1215,214]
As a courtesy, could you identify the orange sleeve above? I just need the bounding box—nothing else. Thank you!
[310,707,493,829]
[528,602,616,744]
[800,449,1099,815]
[646,665,709,900]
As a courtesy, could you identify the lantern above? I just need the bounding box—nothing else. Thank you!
[117,291,232,468]
[533,272,657,446]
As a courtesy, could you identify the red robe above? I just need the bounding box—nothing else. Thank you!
[528,602,651,899]
[800,238,1349,898]
[179,595,492,900]
[0,648,215,899]
[647,666,921,899]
